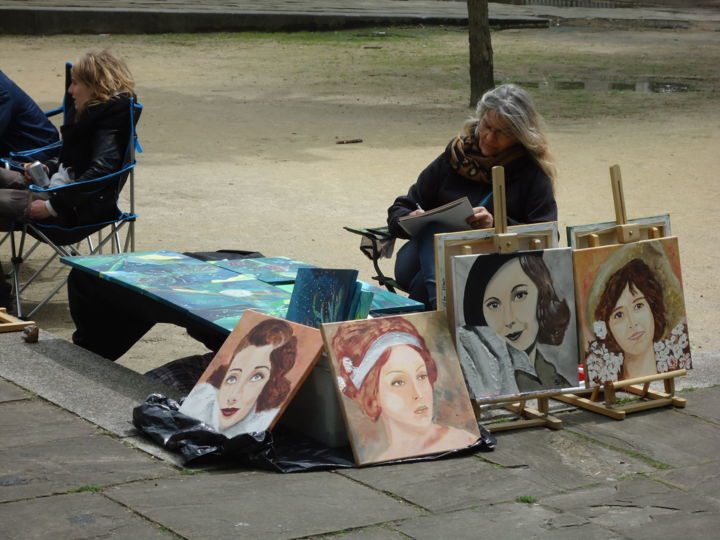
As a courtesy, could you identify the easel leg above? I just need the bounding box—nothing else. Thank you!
[0,308,35,332]
[554,370,687,420]
[480,397,563,432]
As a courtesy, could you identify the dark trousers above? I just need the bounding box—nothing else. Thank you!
[68,269,227,361]
[0,261,11,308]
[393,222,450,310]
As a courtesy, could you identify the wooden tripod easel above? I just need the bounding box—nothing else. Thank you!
[556,164,688,420]
[469,166,564,432]
[0,308,34,332]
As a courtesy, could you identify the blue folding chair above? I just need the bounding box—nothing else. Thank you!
[1,81,142,318]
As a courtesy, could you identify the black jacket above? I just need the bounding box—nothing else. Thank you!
[387,141,557,239]
[45,94,136,227]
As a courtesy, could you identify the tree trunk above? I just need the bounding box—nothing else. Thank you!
[467,0,494,107]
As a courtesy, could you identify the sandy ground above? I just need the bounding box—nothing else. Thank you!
[1,22,718,374]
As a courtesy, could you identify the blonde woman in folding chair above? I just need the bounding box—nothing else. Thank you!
[0,49,136,306]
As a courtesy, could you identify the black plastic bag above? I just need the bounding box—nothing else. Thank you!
[133,394,496,472]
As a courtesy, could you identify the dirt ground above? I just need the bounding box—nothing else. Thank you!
[1,19,718,374]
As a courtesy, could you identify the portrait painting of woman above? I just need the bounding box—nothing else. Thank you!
[575,237,691,386]
[179,310,323,438]
[322,312,480,465]
[452,248,578,400]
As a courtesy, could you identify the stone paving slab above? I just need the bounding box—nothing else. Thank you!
[315,526,408,540]
[338,455,552,512]
[0,378,30,402]
[0,431,178,502]
[106,469,422,539]
[0,398,100,449]
[654,460,720,504]
[540,476,720,540]
[0,491,176,540]
[393,502,625,540]
[487,424,656,488]
[561,406,720,468]
[676,384,720,425]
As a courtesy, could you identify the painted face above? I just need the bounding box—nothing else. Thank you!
[216,344,274,430]
[482,258,540,353]
[477,109,519,157]
[607,283,655,358]
[377,345,434,429]
[68,76,93,110]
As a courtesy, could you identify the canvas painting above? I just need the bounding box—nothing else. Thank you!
[212,256,317,284]
[285,268,359,328]
[276,280,425,316]
[146,275,290,313]
[322,311,480,466]
[573,236,691,386]
[451,248,579,401]
[179,310,323,437]
[434,222,558,337]
[63,251,293,323]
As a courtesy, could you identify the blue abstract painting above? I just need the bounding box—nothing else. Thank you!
[212,256,317,284]
[285,268,359,328]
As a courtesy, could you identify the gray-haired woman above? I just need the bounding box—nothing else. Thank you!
[387,84,558,309]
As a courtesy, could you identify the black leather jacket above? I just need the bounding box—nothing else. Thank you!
[45,94,136,227]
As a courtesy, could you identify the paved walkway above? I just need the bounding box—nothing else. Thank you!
[2,329,720,539]
[0,0,718,34]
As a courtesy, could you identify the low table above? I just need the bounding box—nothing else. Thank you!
[62,250,424,336]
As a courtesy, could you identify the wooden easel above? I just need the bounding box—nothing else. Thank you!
[474,391,564,432]
[0,308,35,332]
[556,164,687,419]
[470,166,564,431]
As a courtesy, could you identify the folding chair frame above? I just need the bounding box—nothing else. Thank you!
[1,186,137,318]
[1,90,141,318]
[343,225,403,293]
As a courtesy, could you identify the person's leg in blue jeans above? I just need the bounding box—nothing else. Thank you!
[393,221,450,310]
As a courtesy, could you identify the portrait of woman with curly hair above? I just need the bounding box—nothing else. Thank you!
[576,238,691,386]
[180,311,323,438]
[453,248,578,399]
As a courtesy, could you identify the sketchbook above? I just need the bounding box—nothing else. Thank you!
[398,196,474,236]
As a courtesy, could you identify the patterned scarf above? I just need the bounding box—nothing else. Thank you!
[448,124,527,183]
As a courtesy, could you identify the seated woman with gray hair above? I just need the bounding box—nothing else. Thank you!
[387,83,558,309]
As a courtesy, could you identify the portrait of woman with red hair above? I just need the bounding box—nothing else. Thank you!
[324,313,479,465]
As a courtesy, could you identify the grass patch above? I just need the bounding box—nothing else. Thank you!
[3,24,716,119]
[516,495,538,504]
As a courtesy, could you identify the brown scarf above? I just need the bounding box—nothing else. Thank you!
[448,126,527,183]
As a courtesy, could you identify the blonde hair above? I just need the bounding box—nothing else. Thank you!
[72,49,135,113]
[463,84,556,183]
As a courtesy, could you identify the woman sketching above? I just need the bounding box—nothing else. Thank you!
[331,316,478,463]
[586,256,691,385]
[387,84,558,309]
[180,318,297,437]
[457,251,576,399]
